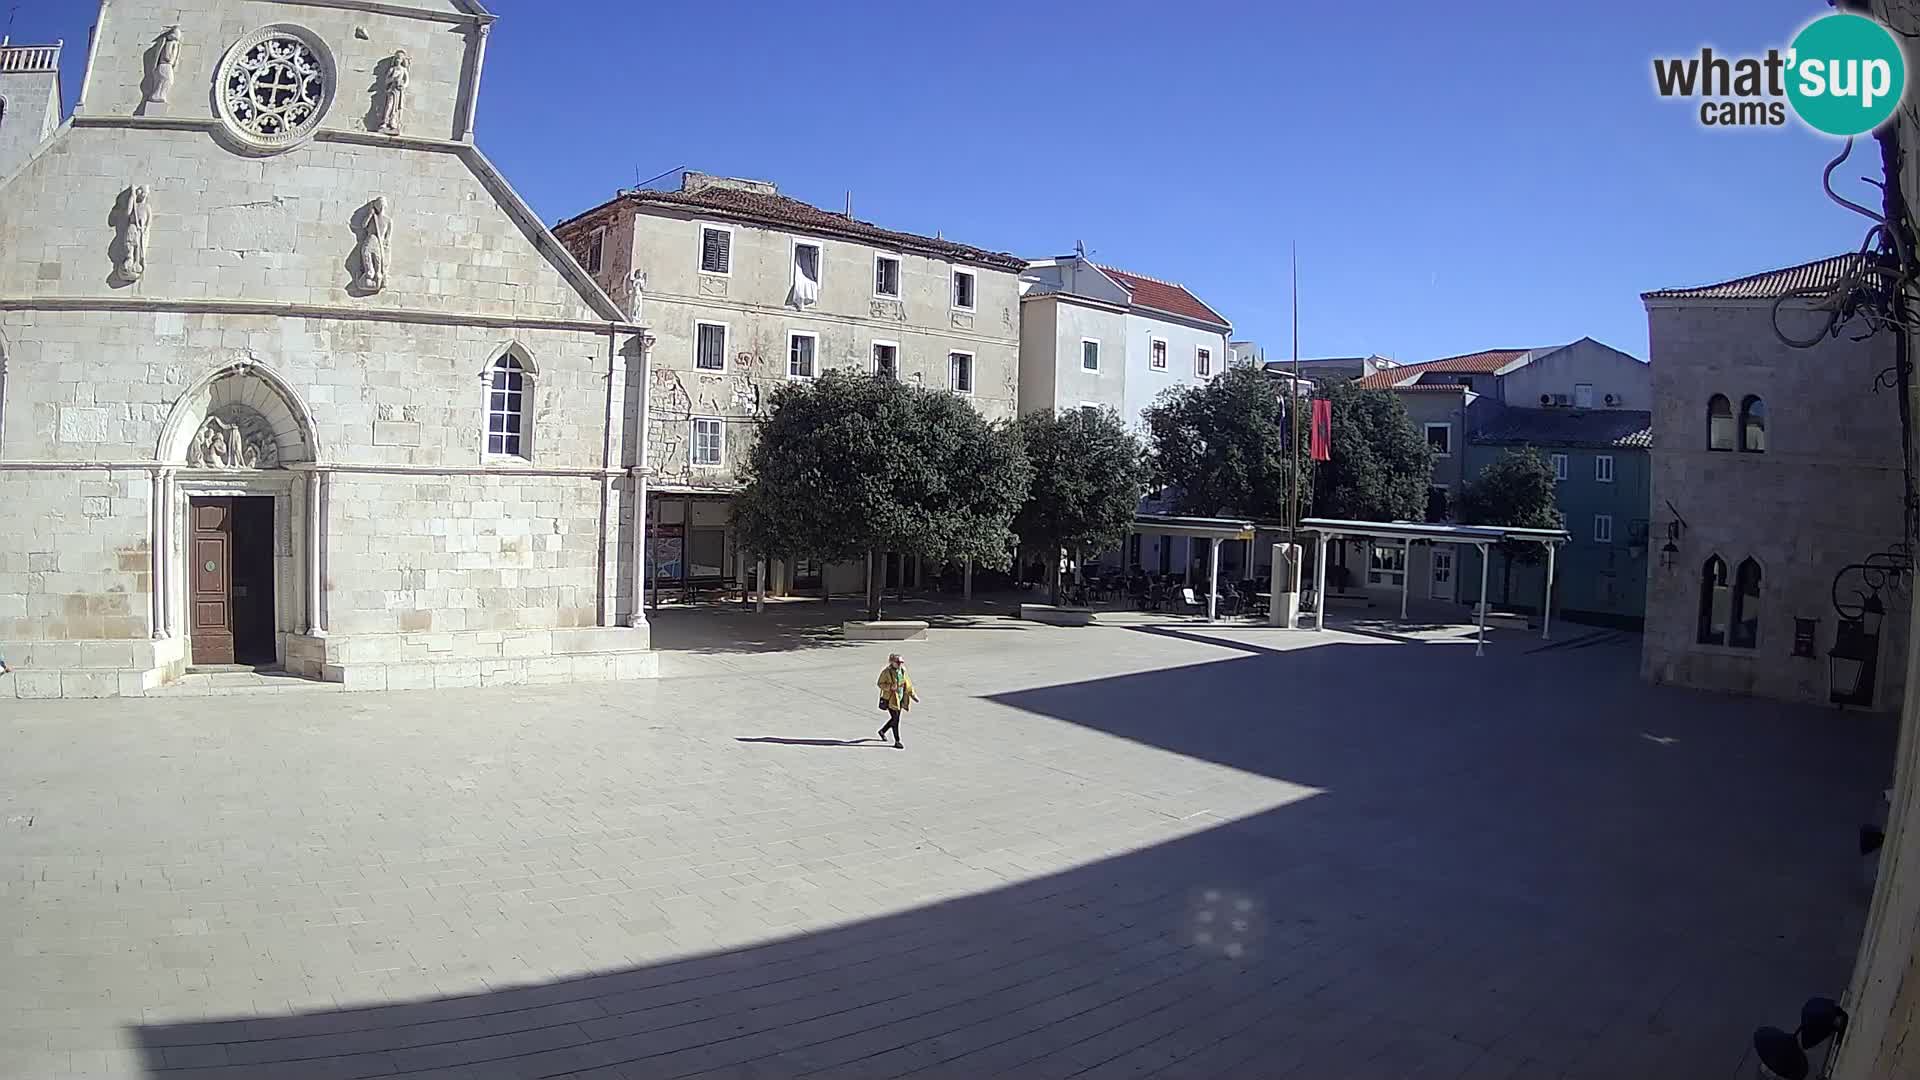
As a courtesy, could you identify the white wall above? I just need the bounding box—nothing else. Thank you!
[1501,339,1650,410]
[1122,313,1229,431]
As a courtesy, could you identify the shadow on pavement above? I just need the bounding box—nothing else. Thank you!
[130,634,1895,1079]
[735,737,893,749]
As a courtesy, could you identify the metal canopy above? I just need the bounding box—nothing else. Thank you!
[1298,518,1569,546]
[1130,514,1256,541]
[1299,517,1569,655]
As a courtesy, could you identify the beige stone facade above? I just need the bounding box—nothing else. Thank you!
[557,173,1024,598]
[1641,281,1908,709]
[0,0,655,696]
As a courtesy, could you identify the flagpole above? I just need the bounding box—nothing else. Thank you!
[1290,242,1301,535]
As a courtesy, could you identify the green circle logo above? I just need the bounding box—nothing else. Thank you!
[1787,13,1907,136]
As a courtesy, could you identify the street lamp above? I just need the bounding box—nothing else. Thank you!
[1829,595,1886,707]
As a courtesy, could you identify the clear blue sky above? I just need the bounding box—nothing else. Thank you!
[14,0,1876,362]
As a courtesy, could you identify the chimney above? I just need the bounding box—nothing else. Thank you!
[680,172,777,196]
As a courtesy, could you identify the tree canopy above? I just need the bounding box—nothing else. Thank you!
[1142,366,1307,521]
[1311,380,1434,522]
[1458,448,1566,601]
[731,371,1030,619]
[1013,406,1146,601]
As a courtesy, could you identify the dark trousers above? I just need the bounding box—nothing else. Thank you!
[879,709,902,743]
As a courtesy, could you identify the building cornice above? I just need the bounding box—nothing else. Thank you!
[256,0,496,25]
[0,296,646,335]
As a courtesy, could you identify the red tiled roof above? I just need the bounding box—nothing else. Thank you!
[1096,265,1230,329]
[1641,253,1865,300]
[1354,348,1532,389]
[561,186,1027,273]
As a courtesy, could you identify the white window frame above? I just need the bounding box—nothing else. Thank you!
[791,238,823,295]
[1424,422,1453,458]
[873,253,903,299]
[1367,542,1407,587]
[1595,454,1615,483]
[1551,452,1569,481]
[481,344,536,462]
[1574,383,1595,409]
[1150,338,1169,371]
[584,227,606,275]
[1081,338,1101,372]
[690,416,725,468]
[1593,513,1613,544]
[872,340,900,379]
[787,330,818,380]
[1078,402,1102,418]
[697,223,733,277]
[952,268,977,312]
[693,319,729,373]
[1196,346,1213,378]
[948,350,974,395]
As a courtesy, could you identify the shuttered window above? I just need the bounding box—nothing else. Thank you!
[700,227,731,274]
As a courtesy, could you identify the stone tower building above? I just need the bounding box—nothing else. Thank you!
[0,37,62,181]
[0,1,655,696]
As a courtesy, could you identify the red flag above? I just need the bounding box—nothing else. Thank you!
[1310,399,1332,462]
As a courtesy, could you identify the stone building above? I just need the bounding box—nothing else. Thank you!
[0,37,62,181]
[1640,254,1908,708]
[555,173,1025,599]
[0,0,655,697]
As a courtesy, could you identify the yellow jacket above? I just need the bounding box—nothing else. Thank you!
[878,665,917,711]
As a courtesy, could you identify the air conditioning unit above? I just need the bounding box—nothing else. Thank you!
[1546,393,1571,407]
[1604,392,1619,406]
[1539,393,1553,406]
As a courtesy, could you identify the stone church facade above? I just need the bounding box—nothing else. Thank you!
[0,0,655,697]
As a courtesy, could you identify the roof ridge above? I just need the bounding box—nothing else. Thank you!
[1096,264,1188,288]
[1645,252,1860,297]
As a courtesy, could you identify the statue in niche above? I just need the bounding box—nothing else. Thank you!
[375,49,410,134]
[188,414,278,470]
[116,185,151,284]
[145,26,182,104]
[353,196,391,293]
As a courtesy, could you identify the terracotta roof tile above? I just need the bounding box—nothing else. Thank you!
[1096,265,1230,328]
[568,186,1027,273]
[1642,253,1865,300]
[1353,349,1534,390]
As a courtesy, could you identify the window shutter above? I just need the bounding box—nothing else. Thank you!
[703,229,730,274]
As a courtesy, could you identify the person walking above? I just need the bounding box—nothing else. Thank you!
[876,653,918,749]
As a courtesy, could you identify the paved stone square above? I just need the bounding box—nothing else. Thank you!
[0,607,1894,1078]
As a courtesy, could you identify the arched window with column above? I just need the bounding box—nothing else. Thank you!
[1698,555,1730,645]
[1708,394,1735,451]
[1739,395,1766,453]
[483,344,535,460]
[1730,557,1762,648]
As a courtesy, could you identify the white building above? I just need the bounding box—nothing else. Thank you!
[0,1,655,697]
[1016,252,1234,580]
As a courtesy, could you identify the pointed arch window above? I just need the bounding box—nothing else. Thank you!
[1708,394,1735,452]
[1698,555,1729,645]
[1730,557,1762,649]
[485,349,532,459]
[1739,396,1766,453]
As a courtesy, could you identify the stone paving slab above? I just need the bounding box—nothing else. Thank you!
[0,611,1894,1078]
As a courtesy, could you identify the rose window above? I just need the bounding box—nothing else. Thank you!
[215,26,335,150]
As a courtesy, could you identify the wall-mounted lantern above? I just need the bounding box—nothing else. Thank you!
[1829,595,1886,707]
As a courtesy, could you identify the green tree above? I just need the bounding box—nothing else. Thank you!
[731,370,1031,621]
[1143,366,1309,521]
[1014,407,1146,604]
[1311,380,1434,522]
[1457,448,1565,603]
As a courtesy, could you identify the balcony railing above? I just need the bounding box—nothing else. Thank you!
[0,42,62,74]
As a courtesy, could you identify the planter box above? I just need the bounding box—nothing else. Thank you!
[1018,605,1095,627]
[843,620,929,641]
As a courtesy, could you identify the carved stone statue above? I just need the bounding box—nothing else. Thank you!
[354,196,391,292]
[187,414,278,470]
[376,50,410,134]
[116,185,151,283]
[147,26,182,104]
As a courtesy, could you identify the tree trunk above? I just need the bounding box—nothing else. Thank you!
[866,549,882,622]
